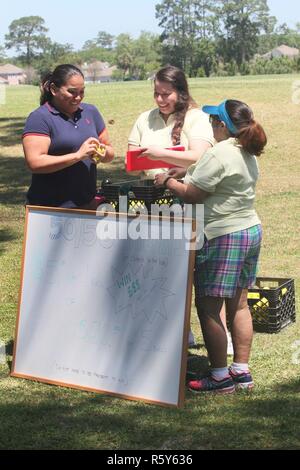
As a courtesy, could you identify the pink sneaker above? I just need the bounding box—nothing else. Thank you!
[189,374,235,394]
[229,367,254,390]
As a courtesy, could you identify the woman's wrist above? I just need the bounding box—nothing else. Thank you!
[164,176,174,188]
[75,150,84,162]
[102,145,114,162]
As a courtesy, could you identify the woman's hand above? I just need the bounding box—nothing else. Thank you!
[140,146,164,160]
[154,173,169,187]
[167,167,187,179]
[90,143,107,164]
[77,137,100,160]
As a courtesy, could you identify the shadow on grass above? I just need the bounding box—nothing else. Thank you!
[0,117,25,147]
[5,340,14,357]
[0,228,18,255]
[4,340,14,373]
[0,154,133,207]
[186,353,210,381]
[274,377,300,394]
[0,157,29,206]
[0,378,299,449]
[0,228,17,244]
[1,333,299,449]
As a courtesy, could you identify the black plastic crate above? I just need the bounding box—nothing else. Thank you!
[100,179,135,199]
[131,179,166,201]
[100,179,183,214]
[101,194,181,215]
[101,179,165,200]
[248,277,296,333]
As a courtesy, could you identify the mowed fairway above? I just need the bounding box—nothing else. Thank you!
[0,75,299,450]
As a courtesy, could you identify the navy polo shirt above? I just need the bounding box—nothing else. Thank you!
[23,102,106,207]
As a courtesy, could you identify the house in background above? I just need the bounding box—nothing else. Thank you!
[81,61,117,83]
[0,64,26,85]
[0,75,8,85]
[262,44,299,60]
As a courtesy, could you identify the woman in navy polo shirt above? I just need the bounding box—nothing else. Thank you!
[23,64,114,209]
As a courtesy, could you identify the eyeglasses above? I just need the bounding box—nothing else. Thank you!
[209,115,222,127]
[209,114,221,123]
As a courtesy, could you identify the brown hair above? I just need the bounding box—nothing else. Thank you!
[40,64,84,105]
[154,65,197,145]
[225,100,267,156]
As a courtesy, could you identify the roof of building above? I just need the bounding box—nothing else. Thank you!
[276,44,299,56]
[82,61,117,76]
[82,61,111,70]
[262,44,300,59]
[0,63,25,74]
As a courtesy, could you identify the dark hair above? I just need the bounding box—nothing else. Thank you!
[154,65,197,145]
[225,100,267,156]
[40,64,84,105]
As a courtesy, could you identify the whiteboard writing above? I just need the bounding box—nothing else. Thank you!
[12,207,195,407]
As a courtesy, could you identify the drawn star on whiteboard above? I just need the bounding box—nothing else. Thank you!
[107,259,175,324]
[106,261,134,316]
[134,277,175,324]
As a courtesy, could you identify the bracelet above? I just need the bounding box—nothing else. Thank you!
[163,176,173,188]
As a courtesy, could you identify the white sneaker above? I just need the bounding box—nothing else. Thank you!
[227,332,234,356]
[188,330,196,347]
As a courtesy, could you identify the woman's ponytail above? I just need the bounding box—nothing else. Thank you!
[225,100,267,156]
[40,72,53,105]
[236,120,267,157]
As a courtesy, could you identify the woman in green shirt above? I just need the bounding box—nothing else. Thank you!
[155,99,267,394]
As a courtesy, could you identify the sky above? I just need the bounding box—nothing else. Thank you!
[1,0,299,54]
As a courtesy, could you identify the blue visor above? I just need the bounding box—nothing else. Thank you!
[202,100,237,135]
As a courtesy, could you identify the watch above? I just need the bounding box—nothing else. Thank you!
[163,176,173,188]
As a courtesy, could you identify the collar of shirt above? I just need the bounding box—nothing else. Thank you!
[154,108,175,126]
[45,101,83,120]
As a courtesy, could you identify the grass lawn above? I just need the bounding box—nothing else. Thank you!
[0,75,299,450]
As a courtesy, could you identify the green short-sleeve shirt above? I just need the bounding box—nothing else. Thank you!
[185,138,261,240]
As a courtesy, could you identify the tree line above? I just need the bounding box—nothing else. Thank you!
[1,0,300,81]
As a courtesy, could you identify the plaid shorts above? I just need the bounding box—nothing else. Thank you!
[194,225,262,300]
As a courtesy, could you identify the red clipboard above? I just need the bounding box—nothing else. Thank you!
[126,146,185,171]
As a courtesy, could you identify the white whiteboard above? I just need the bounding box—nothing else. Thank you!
[12,206,195,407]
